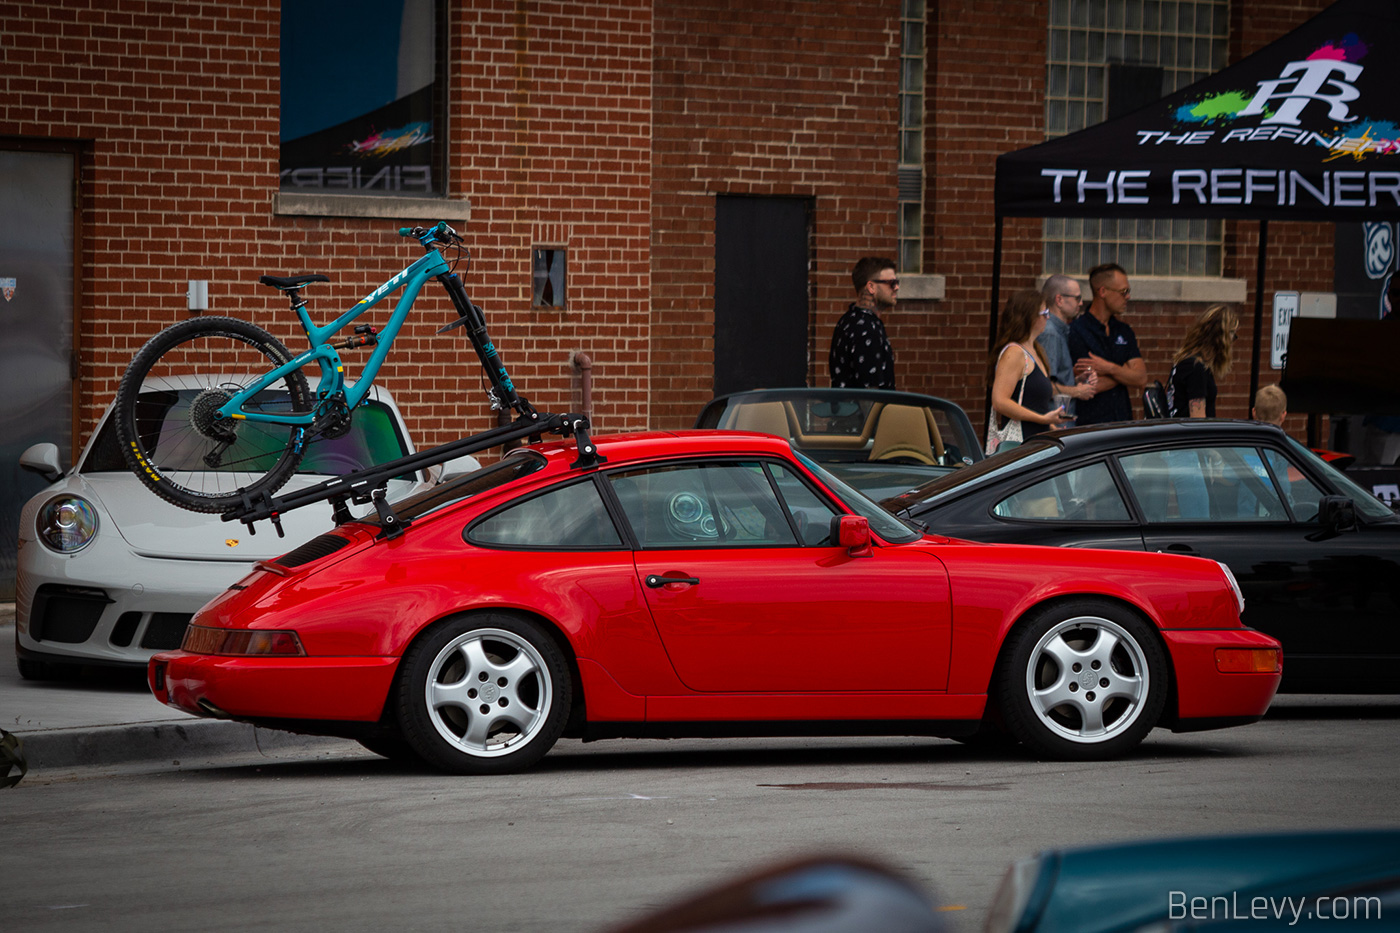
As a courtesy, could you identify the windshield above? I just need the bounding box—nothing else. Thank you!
[83,391,415,479]
[1286,437,1396,520]
[885,440,1062,513]
[792,449,921,543]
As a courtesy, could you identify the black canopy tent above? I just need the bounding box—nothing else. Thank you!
[989,0,1400,428]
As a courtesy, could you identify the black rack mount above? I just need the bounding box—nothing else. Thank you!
[220,411,606,540]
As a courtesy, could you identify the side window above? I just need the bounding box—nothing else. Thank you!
[607,462,799,549]
[470,480,622,549]
[768,462,840,545]
[993,462,1130,521]
[1119,447,1288,523]
[1264,449,1327,523]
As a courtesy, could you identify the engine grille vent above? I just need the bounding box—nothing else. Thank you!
[273,533,351,569]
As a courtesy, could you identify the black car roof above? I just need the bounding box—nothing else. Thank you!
[1039,418,1292,453]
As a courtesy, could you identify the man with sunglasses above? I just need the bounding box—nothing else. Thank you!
[829,256,899,389]
[1069,262,1147,425]
[1037,273,1097,422]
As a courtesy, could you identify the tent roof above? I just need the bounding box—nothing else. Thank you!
[995,0,1400,221]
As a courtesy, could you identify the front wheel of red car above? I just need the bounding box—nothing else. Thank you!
[396,613,572,775]
[997,599,1167,761]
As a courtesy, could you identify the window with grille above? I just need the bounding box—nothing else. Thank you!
[1044,0,1229,276]
[899,0,925,274]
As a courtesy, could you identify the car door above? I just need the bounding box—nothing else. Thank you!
[606,459,952,693]
[1119,443,1400,690]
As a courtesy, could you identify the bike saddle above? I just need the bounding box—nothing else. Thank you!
[259,274,330,290]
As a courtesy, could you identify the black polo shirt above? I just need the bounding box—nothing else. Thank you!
[1067,312,1141,425]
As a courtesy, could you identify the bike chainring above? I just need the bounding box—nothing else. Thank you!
[313,396,354,439]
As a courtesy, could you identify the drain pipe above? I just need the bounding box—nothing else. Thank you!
[572,351,593,424]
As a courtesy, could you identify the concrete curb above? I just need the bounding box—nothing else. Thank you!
[16,718,357,772]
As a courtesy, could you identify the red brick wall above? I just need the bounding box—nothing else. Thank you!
[1,0,652,453]
[650,0,903,428]
[913,0,1049,432]
[2,0,1343,451]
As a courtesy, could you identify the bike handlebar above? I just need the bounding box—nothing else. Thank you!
[398,222,460,244]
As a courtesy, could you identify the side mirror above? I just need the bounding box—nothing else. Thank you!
[834,515,873,558]
[1317,495,1358,535]
[19,443,64,482]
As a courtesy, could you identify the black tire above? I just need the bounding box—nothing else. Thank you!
[113,316,314,513]
[396,613,571,775]
[997,598,1167,761]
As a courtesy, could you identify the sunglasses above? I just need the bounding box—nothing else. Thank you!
[872,278,900,288]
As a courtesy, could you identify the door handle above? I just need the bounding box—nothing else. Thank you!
[1161,544,1200,556]
[646,574,700,588]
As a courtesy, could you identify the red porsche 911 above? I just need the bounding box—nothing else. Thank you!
[148,431,1281,774]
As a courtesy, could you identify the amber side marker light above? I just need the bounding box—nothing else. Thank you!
[183,625,306,657]
[1214,647,1281,673]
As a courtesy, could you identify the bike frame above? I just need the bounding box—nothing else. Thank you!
[213,246,451,426]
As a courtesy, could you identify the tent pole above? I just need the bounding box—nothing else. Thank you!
[984,214,1005,445]
[1249,219,1268,409]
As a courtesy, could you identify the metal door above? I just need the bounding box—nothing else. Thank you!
[713,196,810,396]
[1,149,78,598]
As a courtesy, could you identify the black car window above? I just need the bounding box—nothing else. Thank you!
[887,441,1060,513]
[470,479,623,549]
[992,461,1131,521]
[1119,446,1288,523]
[607,462,799,549]
[768,462,840,546]
[1282,436,1396,520]
[1263,449,1326,523]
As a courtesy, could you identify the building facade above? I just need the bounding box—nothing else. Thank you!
[1,0,1338,589]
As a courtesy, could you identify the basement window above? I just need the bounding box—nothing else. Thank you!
[533,248,566,309]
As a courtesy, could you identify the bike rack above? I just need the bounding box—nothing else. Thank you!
[221,411,607,539]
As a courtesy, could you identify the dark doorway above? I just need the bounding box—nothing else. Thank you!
[1,146,79,598]
[713,196,810,396]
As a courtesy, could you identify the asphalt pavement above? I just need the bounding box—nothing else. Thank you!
[0,601,353,779]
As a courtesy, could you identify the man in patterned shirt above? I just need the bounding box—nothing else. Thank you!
[829,256,899,389]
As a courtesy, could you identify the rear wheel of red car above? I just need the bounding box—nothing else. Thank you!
[997,599,1167,760]
[396,613,571,775]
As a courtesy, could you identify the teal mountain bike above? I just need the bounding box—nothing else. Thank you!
[114,223,533,513]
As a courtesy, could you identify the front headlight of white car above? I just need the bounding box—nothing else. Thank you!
[37,495,100,553]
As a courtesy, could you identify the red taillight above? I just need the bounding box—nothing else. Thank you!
[1215,647,1280,673]
[182,625,306,657]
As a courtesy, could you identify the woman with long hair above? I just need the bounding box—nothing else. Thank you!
[1167,303,1239,418]
[988,288,1071,446]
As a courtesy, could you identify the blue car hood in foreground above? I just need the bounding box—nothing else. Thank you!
[1017,830,1400,933]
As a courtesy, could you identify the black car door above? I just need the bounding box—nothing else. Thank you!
[1119,443,1400,692]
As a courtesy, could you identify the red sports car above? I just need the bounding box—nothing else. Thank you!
[149,431,1281,773]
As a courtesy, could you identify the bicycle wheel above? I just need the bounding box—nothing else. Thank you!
[113,316,315,513]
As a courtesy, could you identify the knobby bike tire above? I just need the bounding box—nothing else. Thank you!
[113,316,315,513]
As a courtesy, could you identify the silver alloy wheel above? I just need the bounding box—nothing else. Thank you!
[423,627,554,758]
[1023,615,1149,744]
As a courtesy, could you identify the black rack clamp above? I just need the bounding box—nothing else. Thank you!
[566,417,608,469]
[219,410,603,537]
[234,487,286,539]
